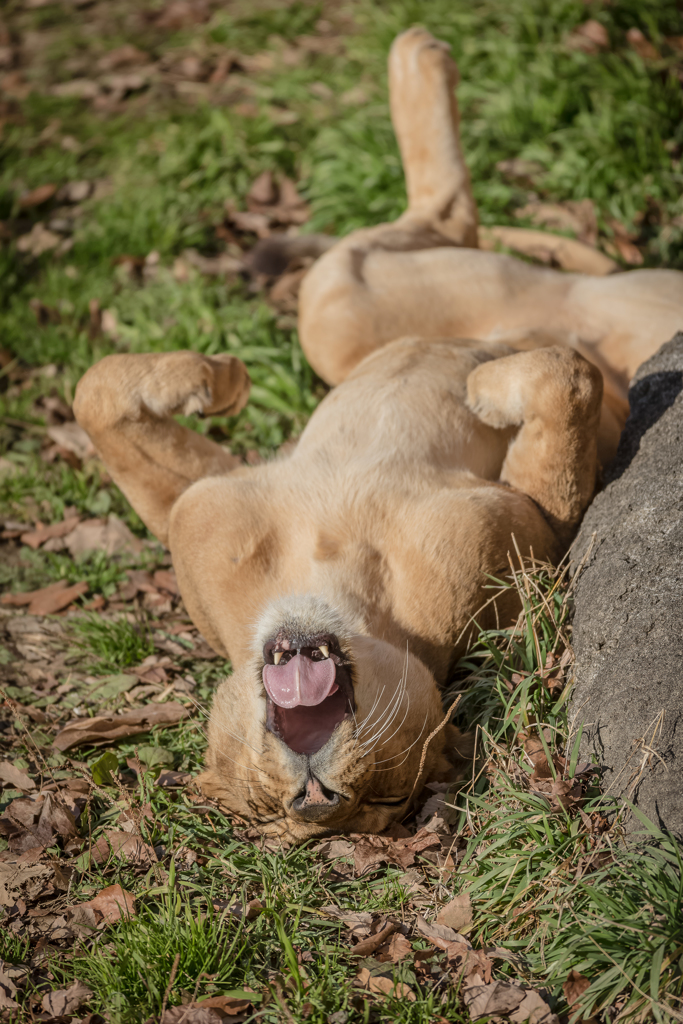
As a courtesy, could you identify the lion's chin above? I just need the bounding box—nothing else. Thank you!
[266,688,353,755]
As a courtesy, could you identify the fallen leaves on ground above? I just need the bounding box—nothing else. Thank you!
[350,918,400,957]
[322,905,373,940]
[71,883,136,927]
[0,760,35,791]
[53,701,191,750]
[224,170,310,242]
[351,827,441,875]
[41,979,93,1016]
[565,20,609,53]
[354,967,416,1002]
[1,578,89,615]
[18,183,57,209]
[627,27,660,61]
[161,994,254,1022]
[520,729,587,812]
[88,829,155,868]
[0,859,53,907]
[0,790,78,853]
[436,892,473,934]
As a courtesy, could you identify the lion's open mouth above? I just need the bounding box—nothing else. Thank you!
[262,638,354,755]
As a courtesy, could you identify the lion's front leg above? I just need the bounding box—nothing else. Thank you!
[73,351,250,544]
[466,347,603,544]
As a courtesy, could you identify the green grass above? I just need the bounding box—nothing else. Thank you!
[2,0,683,1021]
[71,613,155,674]
[445,563,683,1022]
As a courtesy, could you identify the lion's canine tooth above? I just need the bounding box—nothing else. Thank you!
[273,651,283,665]
[319,645,329,659]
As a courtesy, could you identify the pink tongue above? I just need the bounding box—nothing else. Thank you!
[263,655,337,709]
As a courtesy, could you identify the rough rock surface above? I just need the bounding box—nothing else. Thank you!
[571,333,683,838]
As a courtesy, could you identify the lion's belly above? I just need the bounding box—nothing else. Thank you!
[293,337,517,481]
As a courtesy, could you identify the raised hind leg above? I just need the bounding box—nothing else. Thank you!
[299,27,481,383]
[389,26,478,246]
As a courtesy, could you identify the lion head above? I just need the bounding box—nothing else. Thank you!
[198,594,472,841]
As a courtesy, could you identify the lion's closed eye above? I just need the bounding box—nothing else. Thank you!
[366,796,408,806]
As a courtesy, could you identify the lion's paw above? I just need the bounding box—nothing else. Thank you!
[140,352,250,420]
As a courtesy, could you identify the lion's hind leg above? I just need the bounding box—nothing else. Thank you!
[466,347,603,544]
[74,351,250,544]
[389,26,478,247]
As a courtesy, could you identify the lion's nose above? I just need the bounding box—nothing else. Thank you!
[291,775,340,818]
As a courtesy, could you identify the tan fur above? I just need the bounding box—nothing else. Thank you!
[73,27,683,841]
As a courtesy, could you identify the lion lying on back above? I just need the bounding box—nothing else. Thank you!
[74,28,683,841]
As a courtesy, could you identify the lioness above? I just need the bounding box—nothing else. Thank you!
[74,27,683,841]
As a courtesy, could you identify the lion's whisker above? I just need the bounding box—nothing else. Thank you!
[370,713,429,768]
[357,660,409,751]
[361,688,411,755]
[355,659,408,743]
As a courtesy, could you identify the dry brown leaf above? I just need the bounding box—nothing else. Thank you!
[376,931,412,963]
[18,183,56,209]
[41,980,93,1016]
[509,986,560,1023]
[496,158,544,184]
[436,893,473,934]
[162,1008,222,1023]
[248,170,277,206]
[0,578,88,615]
[20,514,80,550]
[566,20,609,53]
[227,208,271,238]
[181,248,244,277]
[0,761,35,791]
[51,79,101,99]
[97,44,148,72]
[627,27,660,60]
[415,913,469,950]
[604,226,644,266]
[0,860,53,906]
[89,829,155,867]
[530,778,583,813]
[65,514,143,557]
[16,222,62,256]
[322,905,373,940]
[564,969,591,1009]
[315,838,354,859]
[53,701,190,751]
[351,919,400,957]
[154,568,179,594]
[355,967,416,1002]
[0,792,78,853]
[156,769,192,788]
[244,172,310,226]
[161,994,252,1022]
[351,827,441,875]
[156,0,210,31]
[463,975,528,1018]
[74,883,136,926]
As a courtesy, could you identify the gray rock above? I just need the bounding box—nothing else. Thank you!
[571,333,683,838]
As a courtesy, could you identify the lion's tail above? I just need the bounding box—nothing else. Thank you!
[249,232,336,277]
